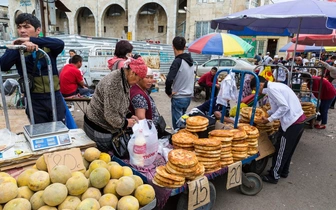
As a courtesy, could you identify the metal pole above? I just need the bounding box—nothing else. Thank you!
[19,49,35,124]
[0,66,11,130]
[289,17,302,86]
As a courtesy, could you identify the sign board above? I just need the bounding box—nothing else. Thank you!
[44,148,85,172]
[256,131,275,160]
[20,0,32,6]
[188,176,210,209]
[127,32,132,41]
[226,161,242,190]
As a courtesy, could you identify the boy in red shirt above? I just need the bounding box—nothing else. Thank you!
[198,67,219,100]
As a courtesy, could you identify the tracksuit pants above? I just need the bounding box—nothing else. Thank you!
[270,123,305,180]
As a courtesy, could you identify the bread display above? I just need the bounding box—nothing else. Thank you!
[185,116,209,132]
[238,124,259,155]
[209,129,234,167]
[301,102,316,118]
[193,138,222,173]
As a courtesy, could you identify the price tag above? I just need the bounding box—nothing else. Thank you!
[226,161,242,190]
[188,176,210,210]
[44,148,85,172]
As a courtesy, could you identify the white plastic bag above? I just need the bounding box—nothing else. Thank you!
[128,120,159,167]
[216,71,238,106]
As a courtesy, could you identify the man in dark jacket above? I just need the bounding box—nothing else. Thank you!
[165,36,195,129]
[0,13,65,124]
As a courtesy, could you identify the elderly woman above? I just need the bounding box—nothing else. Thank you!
[84,57,148,152]
[107,40,133,70]
[129,68,166,137]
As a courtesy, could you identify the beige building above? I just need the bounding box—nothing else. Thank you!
[7,0,290,57]
[0,5,10,40]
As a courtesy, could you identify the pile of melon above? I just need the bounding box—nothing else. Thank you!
[0,147,155,210]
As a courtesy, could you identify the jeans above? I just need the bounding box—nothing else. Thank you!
[171,97,191,130]
[317,98,334,124]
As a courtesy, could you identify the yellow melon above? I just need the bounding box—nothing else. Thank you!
[0,176,17,185]
[134,184,155,206]
[130,175,144,190]
[17,186,34,200]
[99,153,111,163]
[3,198,31,210]
[0,181,18,204]
[115,176,135,196]
[122,166,133,176]
[71,171,85,178]
[108,164,123,179]
[30,190,45,210]
[42,183,68,206]
[89,167,110,189]
[66,174,89,196]
[99,206,115,210]
[36,156,48,171]
[17,168,38,187]
[37,206,57,210]
[98,193,118,209]
[76,198,100,210]
[49,165,72,184]
[83,157,90,170]
[0,172,10,177]
[107,161,120,167]
[81,187,102,201]
[58,196,81,210]
[83,147,101,162]
[28,171,50,191]
[89,160,108,173]
[103,179,118,196]
[117,196,139,210]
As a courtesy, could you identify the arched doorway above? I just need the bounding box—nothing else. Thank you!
[102,4,127,39]
[76,7,95,36]
[136,3,167,43]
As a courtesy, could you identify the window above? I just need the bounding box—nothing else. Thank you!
[204,59,220,67]
[195,21,217,39]
[197,0,207,2]
[104,26,106,33]
[220,59,236,67]
[158,26,164,33]
[56,27,59,32]
[256,40,265,55]
[124,26,128,33]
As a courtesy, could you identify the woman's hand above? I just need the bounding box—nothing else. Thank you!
[127,118,137,127]
[130,115,139,123]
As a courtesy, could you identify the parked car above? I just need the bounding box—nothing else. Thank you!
[196,57,256,77]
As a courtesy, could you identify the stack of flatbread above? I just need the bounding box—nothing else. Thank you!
[301,102,316,118]
[172,129,198,151]
[185,116,209,133]
[153,165,186,188]
[262,103,271,112]
[193,138,222,173]
[239,107,266,124]
[237,123,259,155]
[272,120,280,132]
[209,130,234,167]
[255,122,274,135]
[165,149,205,181]
[229,129,248,162]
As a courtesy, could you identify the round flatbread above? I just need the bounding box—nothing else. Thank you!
[172,132,197,145]
[172,142,194,148]
[197,156,221,162]
[194,145,222,151]
[156,165,185,182]
[155,173,185,185]
[186,116,209,126]
[248,108,266,122]
[167,161,198,173]
[209,136,233,142]
[193,138,221,147]
[186,127,208,132]
[168,149,198,168]
[165,163,185,176]
[195,149,221,155]
[195,152,221,158]
[209,129,234,137]
[172,145,194,151]
[153,177,184,188]
[229,129,248,140]
[237,124,259,135]
[186,124,208,129]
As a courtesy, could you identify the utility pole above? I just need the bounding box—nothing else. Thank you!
[35,0,46,37]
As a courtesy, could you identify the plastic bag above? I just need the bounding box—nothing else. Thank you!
[3,79,19,96]
[128,120,159,167]
[0,128,17,152]
[217,71,238,106]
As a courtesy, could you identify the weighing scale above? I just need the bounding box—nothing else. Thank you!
[23,121,72,151]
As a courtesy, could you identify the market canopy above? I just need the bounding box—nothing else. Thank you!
[291,30,336,46]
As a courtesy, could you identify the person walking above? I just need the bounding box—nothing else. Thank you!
[0,13,65,124]
[250,76,306,184]
[165,36,195,130]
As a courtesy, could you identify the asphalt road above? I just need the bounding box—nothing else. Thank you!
[151,84,336,210]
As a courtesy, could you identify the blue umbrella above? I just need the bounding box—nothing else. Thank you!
[210,0,336,84]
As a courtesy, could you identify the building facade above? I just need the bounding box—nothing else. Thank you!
[6,0,290,57]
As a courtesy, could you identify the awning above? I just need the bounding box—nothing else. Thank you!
[228,27,291,37]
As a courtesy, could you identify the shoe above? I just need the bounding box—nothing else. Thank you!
[330,107,335,109]
[314,124,326,129]
[280,173,288,178]
[261,175,278,184]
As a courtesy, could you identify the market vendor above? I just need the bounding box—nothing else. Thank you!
[83,57,148,152]
[301,75,336,129]
[319,60,336,109]
[250,76,306,184]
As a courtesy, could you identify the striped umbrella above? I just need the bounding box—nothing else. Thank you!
[188,33,253,55]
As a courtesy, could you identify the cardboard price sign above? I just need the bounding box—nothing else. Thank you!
[44,148,85,172]
[188,176,210,209]
[256,131,275,161]
[226,161,242,190]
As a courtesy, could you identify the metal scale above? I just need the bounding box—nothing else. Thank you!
[0,45,72,151]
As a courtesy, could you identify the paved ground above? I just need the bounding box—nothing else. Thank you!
[1,84,336,210]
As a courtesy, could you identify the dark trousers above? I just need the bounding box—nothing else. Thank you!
[330,97,336,108]
[270,123,304,180]
[317,98,334,124]
[25,94,66,124]
[199,83,218,101]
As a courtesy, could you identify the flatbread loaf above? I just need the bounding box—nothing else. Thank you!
[168,149,198,168]
[172,132,197,145]
[229,129,248,140]
[156,165,185,182]
[193,138,221,147]
[209,130,234,137]
[186,116,209,126]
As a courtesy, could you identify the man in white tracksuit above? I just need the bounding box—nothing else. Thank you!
[250,76,306,184]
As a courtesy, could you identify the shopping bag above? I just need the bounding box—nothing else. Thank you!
[217,71,238,106]
[128,120,159,167]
